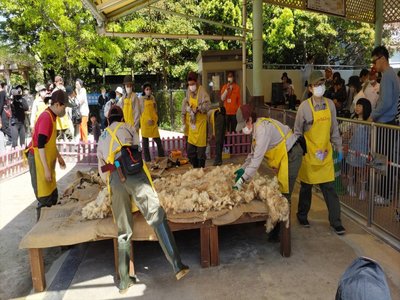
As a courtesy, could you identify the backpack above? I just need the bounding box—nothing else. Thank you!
[71,104,82,125]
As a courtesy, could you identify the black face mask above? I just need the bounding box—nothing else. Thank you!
[13,95,22,101]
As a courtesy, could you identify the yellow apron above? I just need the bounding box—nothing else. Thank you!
[298,98,334,184]
[256,118,291,193]
[122,97,134,127]
[35,102,48,122]
[209,108,221,137]
[56,114,70,130]
[140,98,160,138]
[31,109,57,197]
[105,122,139,213]
[188,88,207,147]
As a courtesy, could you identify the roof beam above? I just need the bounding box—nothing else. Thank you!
[81,0,107,26]
[149,6,252,33]
[107,0,160,21]
[100,30,244,41]
[97,0,133,11]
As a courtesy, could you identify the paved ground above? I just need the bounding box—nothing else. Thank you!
[1,161,400,300]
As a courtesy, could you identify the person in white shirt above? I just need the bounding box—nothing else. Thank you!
[75,78,89,142]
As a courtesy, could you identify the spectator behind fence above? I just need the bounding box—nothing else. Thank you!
[325,67,334,91]
[0,82,11,144]
[346,76,362,114]
[346,98,372,201]
[98,87,108,129]
[359,68,369,85]
[90,114,101,143]
[355,67,380,112]
[138,82,165,162]
[10,86,29,148]
[75,78,89,143]
[104,90,117,122]
[221,71,241,133]
[336,257,391,300]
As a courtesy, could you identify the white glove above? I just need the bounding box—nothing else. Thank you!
[233,177,244,190]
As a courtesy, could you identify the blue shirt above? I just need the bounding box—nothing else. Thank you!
[372,67,400,123]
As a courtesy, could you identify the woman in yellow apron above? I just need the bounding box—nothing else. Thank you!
[295,70,345,235]
[233,104,304,242]
[139,83,165,162]
[26,90,71,220]
[118,75,139,129]
[97,105,189,294]
[185,71,211,168]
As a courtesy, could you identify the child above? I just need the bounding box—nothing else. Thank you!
[346,98,372,200]
[90,114,101,143]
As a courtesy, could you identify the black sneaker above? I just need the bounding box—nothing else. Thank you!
[333,225,346,235]
[296,214,310,228]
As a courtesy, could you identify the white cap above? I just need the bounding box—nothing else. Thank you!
[115,86,124,95]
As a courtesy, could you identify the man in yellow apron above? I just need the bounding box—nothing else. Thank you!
[234,104,304,242]
[117,75,139,129]
[138,82,165,162]
[97,105,189,294]
[182,71,211,168]
[27,90,72,220]
[294,70,345,235]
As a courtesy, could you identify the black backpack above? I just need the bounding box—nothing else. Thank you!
[71,103,82,125]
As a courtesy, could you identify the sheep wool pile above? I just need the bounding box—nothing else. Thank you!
[81,187,111,220]
[154,164,289,232]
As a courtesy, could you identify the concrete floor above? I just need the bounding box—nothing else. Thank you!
[24,184,400,300]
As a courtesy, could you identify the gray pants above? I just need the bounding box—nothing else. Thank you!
[297,180,342,227]
[109,169,165,240]
[283,143,303,203]
[11,121,25,147]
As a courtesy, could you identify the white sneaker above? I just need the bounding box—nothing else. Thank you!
[374,195,389,206]
[347,185,356,197]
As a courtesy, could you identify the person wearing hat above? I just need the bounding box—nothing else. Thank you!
[97,105,189,293]
[26,90,72,220]
[75,78,89,142]
[181,71,211,168]
[10,86,29,148]
[30,84,49,129]
[234,104,304,241]
[117,75,139,129]
[294,70,345,235]
[137,82,165,162]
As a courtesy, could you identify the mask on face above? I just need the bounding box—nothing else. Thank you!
[102,92,106,97]
[312,85,326,98]
[228,77,233,83]
[189,85,197,92]
[116,96,120,101]
[39,91,47,98]
[242,126,252,135]
[145,90,151,96]
[125,87,132,95]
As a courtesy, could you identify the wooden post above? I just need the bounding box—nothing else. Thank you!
[209,225,219,266]
[113,238,119,280]
[280,220,291,257]
[29,248,46,292]
[129,241,135,277]
[200,225,210,267]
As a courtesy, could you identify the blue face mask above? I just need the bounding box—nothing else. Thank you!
[116,96,120,101]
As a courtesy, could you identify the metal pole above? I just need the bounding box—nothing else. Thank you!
[242,0,247,104]
[374,0,383,47]
[252,0,263,97]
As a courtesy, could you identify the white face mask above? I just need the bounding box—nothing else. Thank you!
[145,90,151,96]
[102,92,106,97]
[312,85,326,97]
[39,91,47,98]
[125,87,132,95]
[242,126,252,135]
[189,85,197,92]
[228,77,233,83]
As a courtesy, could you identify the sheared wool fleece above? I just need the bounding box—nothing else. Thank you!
[75,165,288,231]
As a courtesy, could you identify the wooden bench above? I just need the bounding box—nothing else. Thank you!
[28,215,290,292]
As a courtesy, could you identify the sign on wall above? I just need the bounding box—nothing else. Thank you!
[307,0,346,17]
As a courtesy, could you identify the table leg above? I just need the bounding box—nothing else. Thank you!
[210,225,219,266]
[29,248,46,292]
[113,238,119,280]
[200,226,210,267]
[280,220,291,257]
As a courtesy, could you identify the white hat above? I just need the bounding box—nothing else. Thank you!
[115,86,124,95]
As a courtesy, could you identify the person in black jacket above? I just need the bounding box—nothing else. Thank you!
[98,87,108,129]
[10,86,29,148]
[0,82,12,144]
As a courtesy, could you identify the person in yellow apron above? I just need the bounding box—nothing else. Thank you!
[138,82,165,162]
[294,70,345,235]
[27,90,72,221]
[183,71,211,168]
[207,105,226,166]
[97,105,189,294]
[30,84,49,131]
[234,104,304,241]
[117,75,139,129]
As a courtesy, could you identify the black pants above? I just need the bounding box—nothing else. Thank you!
[142,137,165,162]
[187,143,206,168]
[1,111,11,141]
[226,115,237,133]
[11,121,26,147]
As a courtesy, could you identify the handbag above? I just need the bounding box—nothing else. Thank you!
[118,145,143,175]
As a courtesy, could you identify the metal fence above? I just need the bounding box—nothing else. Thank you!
[267,107,400,241]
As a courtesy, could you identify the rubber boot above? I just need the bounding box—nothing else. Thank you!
[118,239,135,294]
[268,222,280,243]
[359,181,367,200]
[153,218,190,280]
[190,157,199,168]
[198,159,206,168]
